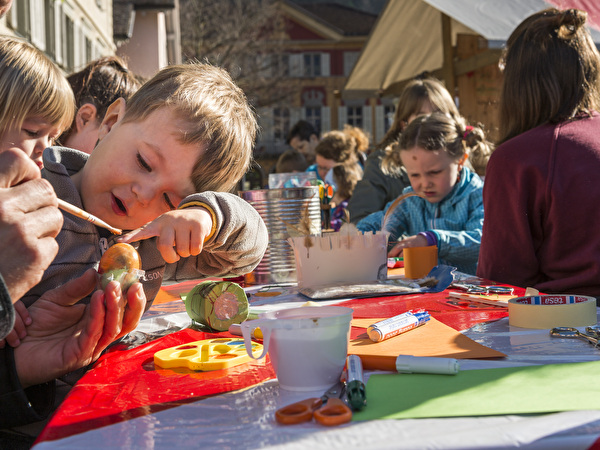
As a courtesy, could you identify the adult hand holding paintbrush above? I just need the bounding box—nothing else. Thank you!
[57,198,122,235]
[0,149,64,305]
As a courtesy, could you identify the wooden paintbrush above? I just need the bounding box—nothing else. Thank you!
[57,198,122,235]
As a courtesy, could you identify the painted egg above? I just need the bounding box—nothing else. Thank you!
[99,243,143,293]
[99,243,141,274]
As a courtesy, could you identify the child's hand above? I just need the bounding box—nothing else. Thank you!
[119,207,213,264]
[388,234,429,257]
[0,300,32,348]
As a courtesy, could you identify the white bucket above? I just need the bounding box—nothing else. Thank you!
[241,306,353,391]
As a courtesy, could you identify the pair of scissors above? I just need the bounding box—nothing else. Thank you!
[275,381,352,426]
[550,327,600,347]
[451,283,514,295]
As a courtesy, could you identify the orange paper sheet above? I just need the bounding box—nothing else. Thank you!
[349,317,506,371]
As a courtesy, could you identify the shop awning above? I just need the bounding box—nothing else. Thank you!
[343,0,600,99]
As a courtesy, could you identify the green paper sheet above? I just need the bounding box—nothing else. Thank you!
[353,360,600,421]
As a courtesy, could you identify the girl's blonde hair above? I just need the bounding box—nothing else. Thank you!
[315,128,365,199]
[382,112,493,177]
[342,124,370,154]
[332,162,363,200]
[379,78,459,150]
[0,36,75,141]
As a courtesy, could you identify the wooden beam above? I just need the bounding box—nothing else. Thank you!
[453,48,503,76]
[441,13,455,94]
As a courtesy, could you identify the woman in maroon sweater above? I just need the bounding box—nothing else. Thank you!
[477,8,600,298]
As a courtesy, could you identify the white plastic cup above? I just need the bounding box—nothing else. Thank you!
[241,306,353,391]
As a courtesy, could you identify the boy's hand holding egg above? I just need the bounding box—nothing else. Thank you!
[98,243,144,294]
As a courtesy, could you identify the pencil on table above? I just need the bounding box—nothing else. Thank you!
[57,198,122,235]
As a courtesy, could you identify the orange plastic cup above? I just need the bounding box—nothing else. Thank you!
[403,245,438,279]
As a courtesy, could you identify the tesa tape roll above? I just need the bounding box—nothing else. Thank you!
[508,295,597,329]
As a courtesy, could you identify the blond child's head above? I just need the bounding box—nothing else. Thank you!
[74,61,258,230]
[0,36,75,168]
[379,78,459,150]
[121,62,257,193]
[382,112,492,203]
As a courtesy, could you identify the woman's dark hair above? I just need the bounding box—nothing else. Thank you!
[499,8,600,143]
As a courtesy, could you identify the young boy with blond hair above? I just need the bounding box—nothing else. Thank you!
[21,62,268,309]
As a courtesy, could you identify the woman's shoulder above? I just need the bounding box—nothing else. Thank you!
[558,111,600,139]
[499,122,557,147]
[500,113,600,148]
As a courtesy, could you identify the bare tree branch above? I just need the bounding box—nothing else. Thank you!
[180,0,300,108]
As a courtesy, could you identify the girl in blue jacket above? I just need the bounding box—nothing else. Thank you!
[357,112,492,274]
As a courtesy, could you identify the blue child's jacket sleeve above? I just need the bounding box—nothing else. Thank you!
[433,180,484,275]
[356,210,384,233]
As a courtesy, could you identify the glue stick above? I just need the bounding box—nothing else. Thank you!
[367,309,430,342]
[228,323,263,339]
[395,355,460,375]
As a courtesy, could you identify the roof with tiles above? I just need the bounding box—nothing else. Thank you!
[290,1,379,36]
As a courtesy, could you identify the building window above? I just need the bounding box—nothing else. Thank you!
[15,0,31,39]
[45,0,55,60]
[384,104,395,134]
[273,107,290,142]
[346,106,363,128]
[303,53,321,77]
[62,14,75,71]
[271,53,289,77]
[305,107,321,134]
[85,36,92,64]
[343,51,360,77]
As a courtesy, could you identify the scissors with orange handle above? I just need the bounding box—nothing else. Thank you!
[275,382,352,426]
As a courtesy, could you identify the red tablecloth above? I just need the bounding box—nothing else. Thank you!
[37,328,275,443]
[36,280,518,444]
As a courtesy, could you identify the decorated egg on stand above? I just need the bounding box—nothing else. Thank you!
[98,243,144,293]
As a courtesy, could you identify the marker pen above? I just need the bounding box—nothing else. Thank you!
[387,257,403,268]
[344,355,367,410]
[367,309,430,342]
